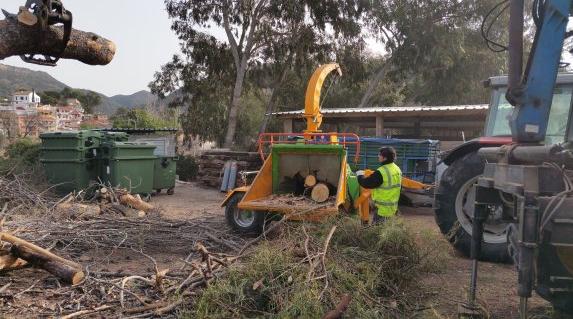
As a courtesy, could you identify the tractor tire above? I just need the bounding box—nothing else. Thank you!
[225,192,266,235]
[434,151,510,262]
[552,298,573,315]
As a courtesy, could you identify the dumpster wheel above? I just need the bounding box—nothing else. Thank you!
[167,187,175,195]
[225,192,265,235]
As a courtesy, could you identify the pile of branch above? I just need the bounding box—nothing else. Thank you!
[55,186,155,220]
[5,215,246,256]
[0,240,237,318]
[0,174,56,217]
[197,150,262,188]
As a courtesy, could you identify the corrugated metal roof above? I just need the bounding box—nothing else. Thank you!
[271,104,489,116]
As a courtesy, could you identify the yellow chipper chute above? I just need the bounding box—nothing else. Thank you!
[221,63,429,234]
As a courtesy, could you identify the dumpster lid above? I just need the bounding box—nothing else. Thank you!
[40,130,102,139]
[96,128,178,134]
[109,142,157,149]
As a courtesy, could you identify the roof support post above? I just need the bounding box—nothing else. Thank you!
[375,115,384,137]
[283,118,293,133]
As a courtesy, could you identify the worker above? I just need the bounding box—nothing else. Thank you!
[356,147,402,223]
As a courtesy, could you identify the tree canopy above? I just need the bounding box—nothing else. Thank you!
[38,88,101,114]
[151,0,512,149]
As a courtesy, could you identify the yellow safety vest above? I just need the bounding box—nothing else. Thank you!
[371,163,402,217]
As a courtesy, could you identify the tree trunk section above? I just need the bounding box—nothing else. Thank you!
[224,58,248,148]
[304,175,317,188]
[0,19,115,65]
[0,233,84,284]
[119,194,154,212]
[311,183,330,203]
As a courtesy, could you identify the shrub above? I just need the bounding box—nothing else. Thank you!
[6,138,41,165]
[176,155,199,181]
[194,217,447,318]
[1,138,42,175]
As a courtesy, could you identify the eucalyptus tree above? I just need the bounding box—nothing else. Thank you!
[152,0,368,147]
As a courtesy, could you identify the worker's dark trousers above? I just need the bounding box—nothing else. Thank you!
[373,214,389,224]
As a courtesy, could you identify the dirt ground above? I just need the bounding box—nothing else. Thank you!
[400,206,552,319]
[151,181,226,220]
[0,182,557,318]
[151,183,554,318]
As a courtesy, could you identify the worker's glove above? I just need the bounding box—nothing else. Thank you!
[355,170,365,176]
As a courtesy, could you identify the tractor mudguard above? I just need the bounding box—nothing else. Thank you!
[441,137,511,166]
[221,186,250,207]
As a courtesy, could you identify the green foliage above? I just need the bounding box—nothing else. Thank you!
[38,88,101,113]
[6,138,41,165]
[38,90,61,105]
[77,91,101,114]
[194,218,447,318]
[176,156,199,182]
[110,108,178,129]
[1,138,41,175]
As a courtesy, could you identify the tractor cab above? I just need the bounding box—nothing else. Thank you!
[484,73,573,145]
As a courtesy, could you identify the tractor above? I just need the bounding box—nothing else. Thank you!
[434,73,573,262]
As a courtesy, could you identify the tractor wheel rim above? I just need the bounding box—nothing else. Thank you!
[234,209,255,228]
[455,176,508,244]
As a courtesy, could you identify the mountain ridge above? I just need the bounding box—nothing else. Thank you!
[0,63,158,114]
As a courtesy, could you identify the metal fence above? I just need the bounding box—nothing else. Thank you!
[345,137,440,183]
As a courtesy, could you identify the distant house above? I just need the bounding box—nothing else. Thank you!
[12,90,41,108]
[56,105,84,130]
[81,113,110,129]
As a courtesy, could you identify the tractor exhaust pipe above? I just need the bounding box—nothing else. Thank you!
[508,0,525,92]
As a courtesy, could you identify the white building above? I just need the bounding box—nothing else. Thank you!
[12,90,41,108]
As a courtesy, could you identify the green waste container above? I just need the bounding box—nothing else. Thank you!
[153,156,177,195]
[40,131,102,194]
[100,142,156,195]
[101,131,129,142]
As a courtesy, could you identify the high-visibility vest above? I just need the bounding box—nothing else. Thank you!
[371,162,402,217]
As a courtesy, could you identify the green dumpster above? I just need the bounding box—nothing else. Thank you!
[100,142,156,195]
[101,131,129,142]
[153,156,177,195]
[40,131,103,194]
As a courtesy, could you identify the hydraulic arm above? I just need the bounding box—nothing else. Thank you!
[507,0,571,142]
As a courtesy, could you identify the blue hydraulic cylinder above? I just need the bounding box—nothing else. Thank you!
[510,0,572,143]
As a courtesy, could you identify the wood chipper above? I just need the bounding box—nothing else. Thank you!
[222,63,428,233]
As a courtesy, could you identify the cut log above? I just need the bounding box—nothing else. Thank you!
[311,183,330,203]
[0,254,28,272]
[0,233,84,284]
[120,194,154,212]
[304,175,317,188]
[0,18,115,65]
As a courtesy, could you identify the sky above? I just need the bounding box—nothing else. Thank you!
[1,0,181,97]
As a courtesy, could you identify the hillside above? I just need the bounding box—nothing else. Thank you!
[0,64,68,97]
[110,90,157,108]
[0,63,160,115]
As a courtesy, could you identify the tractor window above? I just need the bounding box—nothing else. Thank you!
[546,87,573,144]
[487,90,513,136]
[486,87,573,144]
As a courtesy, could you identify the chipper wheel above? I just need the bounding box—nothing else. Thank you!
[434,151,510,262]
[225,192,266,235]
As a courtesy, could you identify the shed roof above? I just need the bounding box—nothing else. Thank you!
[272,104,489,118]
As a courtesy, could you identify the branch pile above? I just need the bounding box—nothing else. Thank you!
[194,218,448,318]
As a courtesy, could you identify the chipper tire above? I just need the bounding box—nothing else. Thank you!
[434,151,510,262]
[225,192,266,235]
